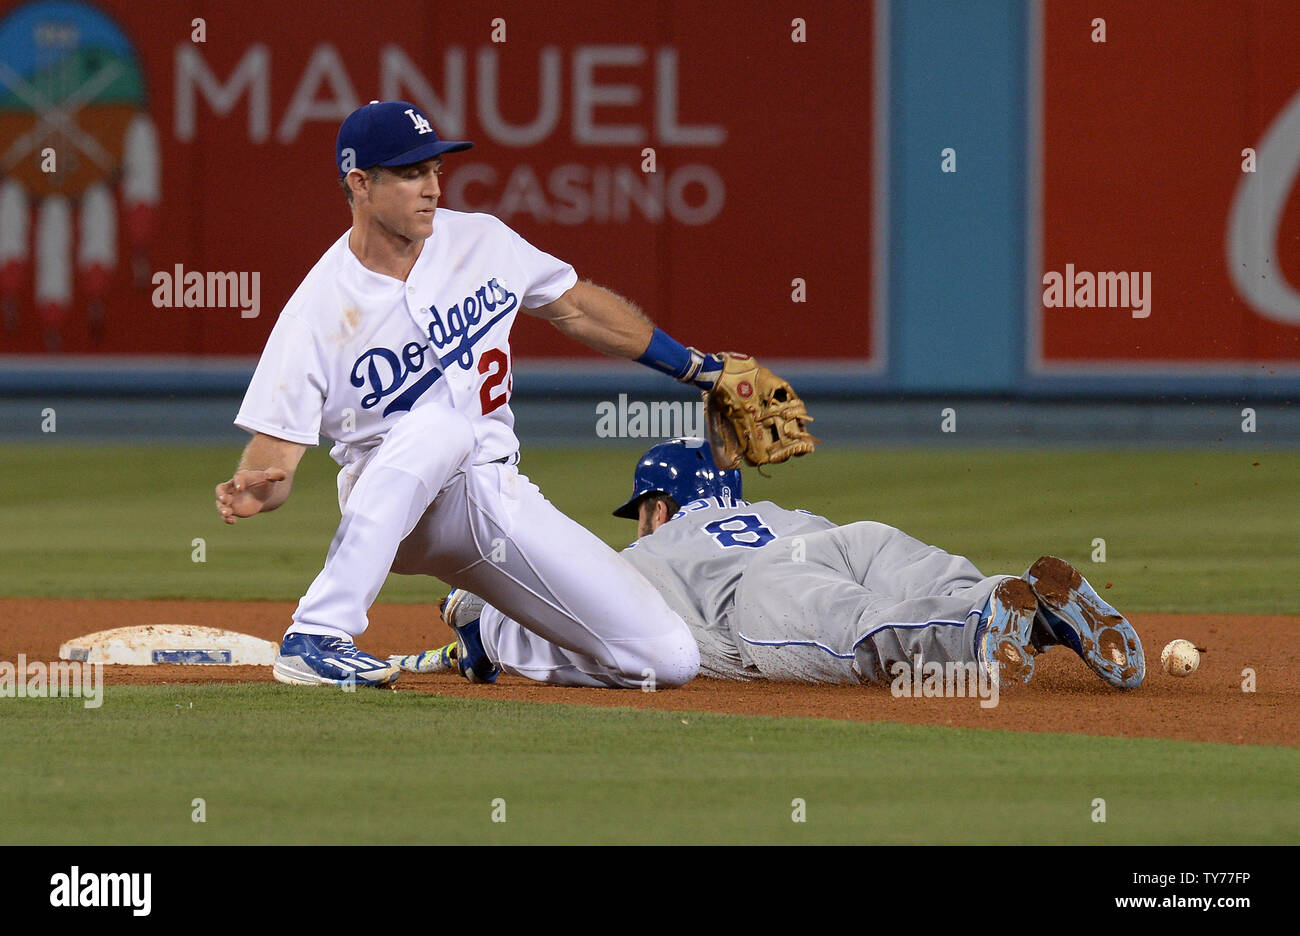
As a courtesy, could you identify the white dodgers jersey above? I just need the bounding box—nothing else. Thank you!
[235,209,577,468]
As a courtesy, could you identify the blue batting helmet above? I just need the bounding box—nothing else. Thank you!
[612,437,742,519]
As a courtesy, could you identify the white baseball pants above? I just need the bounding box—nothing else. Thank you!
[288,401,699,689]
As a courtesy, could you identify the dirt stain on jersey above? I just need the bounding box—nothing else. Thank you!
[328,308,362,347]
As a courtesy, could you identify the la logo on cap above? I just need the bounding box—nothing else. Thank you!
[405,108,433,135]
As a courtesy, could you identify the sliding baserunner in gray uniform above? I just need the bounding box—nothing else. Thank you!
[395,439,1146,690]
[626,499,1017,684]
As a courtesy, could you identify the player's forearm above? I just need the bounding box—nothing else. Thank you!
[541,280,724,390]
[543,280,654,358]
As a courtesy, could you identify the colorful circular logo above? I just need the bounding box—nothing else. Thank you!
[0,1,158,347]
[0,0,148,196]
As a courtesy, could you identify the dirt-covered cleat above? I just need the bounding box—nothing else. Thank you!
[976,576,1041,687]
[1027,556,1145,690]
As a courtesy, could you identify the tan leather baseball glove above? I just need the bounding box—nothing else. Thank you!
[703,353,817,469]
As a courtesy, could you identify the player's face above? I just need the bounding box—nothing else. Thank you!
[363,157,443,241]
[636,499,669,538]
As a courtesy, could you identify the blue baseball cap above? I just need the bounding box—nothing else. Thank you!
[336,100,473,175]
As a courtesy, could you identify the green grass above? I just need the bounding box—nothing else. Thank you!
[0,445,1295,612]
[2,685,1295,845]
[3,445,1294,845]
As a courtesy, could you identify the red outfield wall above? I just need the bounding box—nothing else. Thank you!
[1036,0,1300,374]
[0,0,876,361]
[7,0,1298,381]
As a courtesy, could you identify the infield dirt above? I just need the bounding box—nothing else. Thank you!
[2,598,1293,748]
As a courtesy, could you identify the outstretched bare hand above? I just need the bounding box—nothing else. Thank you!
[214,468,288,524]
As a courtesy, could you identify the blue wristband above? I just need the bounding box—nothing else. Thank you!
[636,328,724,390]
[637,328,692,380]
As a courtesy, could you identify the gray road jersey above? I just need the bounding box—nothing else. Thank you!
[620,497,836,679]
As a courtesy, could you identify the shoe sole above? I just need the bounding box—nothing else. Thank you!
[441,589,486,628]
[982,577,1040,686]
[272,656,399,688]
[1027,556,1145,690]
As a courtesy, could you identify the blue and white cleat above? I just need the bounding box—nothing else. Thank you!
[272,633,400,687]
[388,643,457,674]
[976,576,1041,686]
[440,590,498,684]
[1027,556,1145,690]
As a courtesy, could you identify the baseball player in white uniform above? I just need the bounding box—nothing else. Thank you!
[398,438,1147,691]
[214,101,735,689]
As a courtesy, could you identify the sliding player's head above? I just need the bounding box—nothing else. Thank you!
[612,438,742,537]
